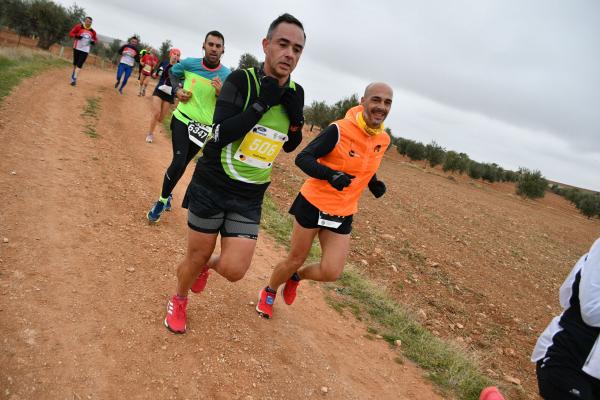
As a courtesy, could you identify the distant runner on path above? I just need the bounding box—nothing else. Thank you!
[145,48,181,144]
[137,48,148,80]
[138,48,158,97]
[68,16,97,86]
[532,237,600,400]
[114,36,140,94]
[163,14,306,334]
[255,83,393,319]
[146,32,230,223]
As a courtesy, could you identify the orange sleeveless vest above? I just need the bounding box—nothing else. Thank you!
[300,105,390,216]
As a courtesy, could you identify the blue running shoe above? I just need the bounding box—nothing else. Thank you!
[165,194,173,211]
[147,200,165,223]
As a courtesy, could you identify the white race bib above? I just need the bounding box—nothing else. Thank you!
[233,124,287,169]
[317,211,345,229]
[188,122,212,148]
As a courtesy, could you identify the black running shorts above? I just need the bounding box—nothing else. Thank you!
[183,180,262,239]
[72,49,88,68]
[152,86,175,104]
[289,193,353,235]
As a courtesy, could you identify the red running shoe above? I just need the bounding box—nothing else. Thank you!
[190,266,210,294]
[282,276,300,305]
[256,287,277,319]
[164,295,188,334]
[479,387,505,400]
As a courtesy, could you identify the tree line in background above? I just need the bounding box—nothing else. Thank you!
[550,185,600,219]
[0,0,175,65]
[1,0,85,49]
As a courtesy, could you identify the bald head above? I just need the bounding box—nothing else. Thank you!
[363,82,393,99]
[360,82,393,128]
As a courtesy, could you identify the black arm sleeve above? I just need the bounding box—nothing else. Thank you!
[295,124,339,179]
[282,84,304,153]
[117,45,125,55]
[369,174,378,184]
[212,70,263,147]
[283,130,302,153]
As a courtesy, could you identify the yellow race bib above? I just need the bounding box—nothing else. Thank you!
[234,125,287,169]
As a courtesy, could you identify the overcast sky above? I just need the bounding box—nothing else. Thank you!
[57,0,600,191]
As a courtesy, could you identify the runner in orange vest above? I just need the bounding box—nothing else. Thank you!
[256,82,393,319]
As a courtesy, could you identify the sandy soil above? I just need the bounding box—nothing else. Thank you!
[0,67,445,399]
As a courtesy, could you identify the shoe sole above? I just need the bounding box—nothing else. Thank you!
[146,211,160,224]
[255,290,272,319]
[163,318,185,334]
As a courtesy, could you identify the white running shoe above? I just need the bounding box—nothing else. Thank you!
[145,133,154,143]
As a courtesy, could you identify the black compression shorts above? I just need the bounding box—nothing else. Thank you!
[183,180,263,239]
[289,192,353,235]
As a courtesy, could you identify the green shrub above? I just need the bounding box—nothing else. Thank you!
[467,161,484,180]
[516,168,547,199]
[575,194,600,219]
[405,140,426,161]
[425,141,446,167]
[395,137,412,155]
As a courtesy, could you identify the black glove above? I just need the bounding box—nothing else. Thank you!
[90,41,96,46]
[280,87,304,128]
[368,179,386,198]
[256,76,283,110]
[328,171,355,191]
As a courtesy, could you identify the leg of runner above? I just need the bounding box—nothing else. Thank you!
[268,221,318,290]
[146,96,163,142]
[297,229,350,282]
[147,117,200,222]
[257,229,348,318]
[118,65,133,93]
[115,63,125,89]
[210,236,257,282]
[165,228,218,334]
[257,221,318,318]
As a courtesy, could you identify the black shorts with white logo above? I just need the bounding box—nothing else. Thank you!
[289,193,353,235]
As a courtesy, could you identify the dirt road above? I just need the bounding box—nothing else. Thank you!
[0,67,443,399]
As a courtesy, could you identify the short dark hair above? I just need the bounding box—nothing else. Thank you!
[128,36,139,43]
[267,13,305,40]
[84,16,93,21]
[205,30,225,45]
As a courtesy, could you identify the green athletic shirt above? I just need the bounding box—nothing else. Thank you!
[193,67,303,199]
[170,58,231,125]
